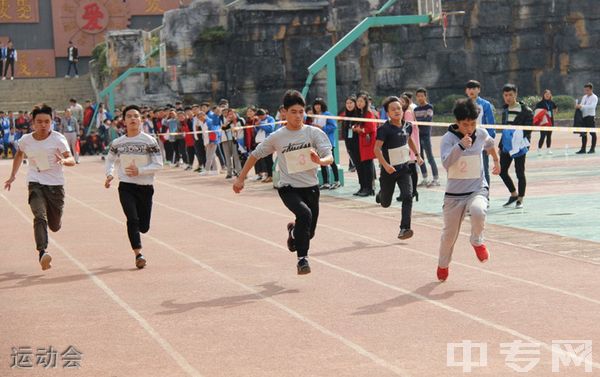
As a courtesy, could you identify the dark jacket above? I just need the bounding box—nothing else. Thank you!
[68,46,79,61]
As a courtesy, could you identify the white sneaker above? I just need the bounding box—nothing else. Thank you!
[547,149,553,155]
[427,179,440,187]
[65,75,70,78]
[208,170,218,176]
[75,75,79,78]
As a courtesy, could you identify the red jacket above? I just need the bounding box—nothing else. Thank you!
[358,111,377,161]
[83,106,94,128]
[244,117,257,151]
[182,122,194,147]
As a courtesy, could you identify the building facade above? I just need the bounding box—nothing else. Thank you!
[0,0,189,78]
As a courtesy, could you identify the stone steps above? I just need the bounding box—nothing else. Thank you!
[0,74,96,112]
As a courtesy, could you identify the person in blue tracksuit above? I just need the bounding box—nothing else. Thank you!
[311,98,340,189]
[255,108,275,182]
[465,80,496,187]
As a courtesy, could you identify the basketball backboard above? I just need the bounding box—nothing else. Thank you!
[418,0,443,22]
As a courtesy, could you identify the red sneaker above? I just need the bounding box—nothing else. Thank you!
[473,244,489,263]
[437,267,449,282]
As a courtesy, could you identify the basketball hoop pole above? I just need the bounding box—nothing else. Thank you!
[300,0,465,159]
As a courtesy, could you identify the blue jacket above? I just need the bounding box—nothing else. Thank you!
[257,115,275,137]
[476,97,496,138]
[206,117,221,144]
[0,47,6,60]
[321,111,337,148]
[500,101,533,158]
[1,117,11,143]
[208,111,221,130]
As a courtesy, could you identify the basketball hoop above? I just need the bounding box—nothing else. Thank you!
[439,11,465,48]
[418,0,465,47]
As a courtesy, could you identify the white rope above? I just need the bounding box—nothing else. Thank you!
[308,113,599,134]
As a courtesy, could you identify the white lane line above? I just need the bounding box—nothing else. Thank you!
[152,197,600,371]
[317,175,600,265]
[155,179,600,307]
[64,191,411,377]
[0,193,203,377]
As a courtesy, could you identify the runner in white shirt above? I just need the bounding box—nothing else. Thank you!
[104,105,163,269]
[4,105,76,271]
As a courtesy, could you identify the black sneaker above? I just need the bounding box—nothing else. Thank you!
[375,191,381,204]
[287,222,296,252]
[39,251,52,271]
[398,229,414,240]
[502,196,519,208]
[135,254,147,269]
[297,258,311,275]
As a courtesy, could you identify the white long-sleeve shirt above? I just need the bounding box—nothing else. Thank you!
[581,94,598,118]
[105,132,163,185]
[199,120,211,146]
[192,117,200,141]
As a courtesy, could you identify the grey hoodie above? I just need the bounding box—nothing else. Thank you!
[440,125,494,195]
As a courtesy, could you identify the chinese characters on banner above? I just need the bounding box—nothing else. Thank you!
[51,0,130,58]
[127,0,192,16]
[0,0,40,23]
[15,50,56,78]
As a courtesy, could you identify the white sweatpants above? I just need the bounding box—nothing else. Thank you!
[438,190,488,268]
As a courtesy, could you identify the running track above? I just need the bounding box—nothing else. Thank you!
[1,147,599,376]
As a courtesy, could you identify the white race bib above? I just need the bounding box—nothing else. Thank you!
[285,148,318,174]
[388,145,410,166]
[255,129,266,143]
[120,154,149,170]
[347,128,353,138]
[448,155,481,180]
[27,149,50,171]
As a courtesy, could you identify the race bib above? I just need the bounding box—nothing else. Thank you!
[448,155,481,180]
[27,149,50,171]
[388,145,410,166]
[120,154,149,169]
[347,128,353,138]
[285,148,318,174]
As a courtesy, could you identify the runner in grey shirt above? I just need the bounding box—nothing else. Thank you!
[437,99,500,282]
[233,90,333,275]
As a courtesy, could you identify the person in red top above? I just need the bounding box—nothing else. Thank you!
[83,100,94,129]
[354,92,377,196]
[244,107,257,154]
[245,107,262,180]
